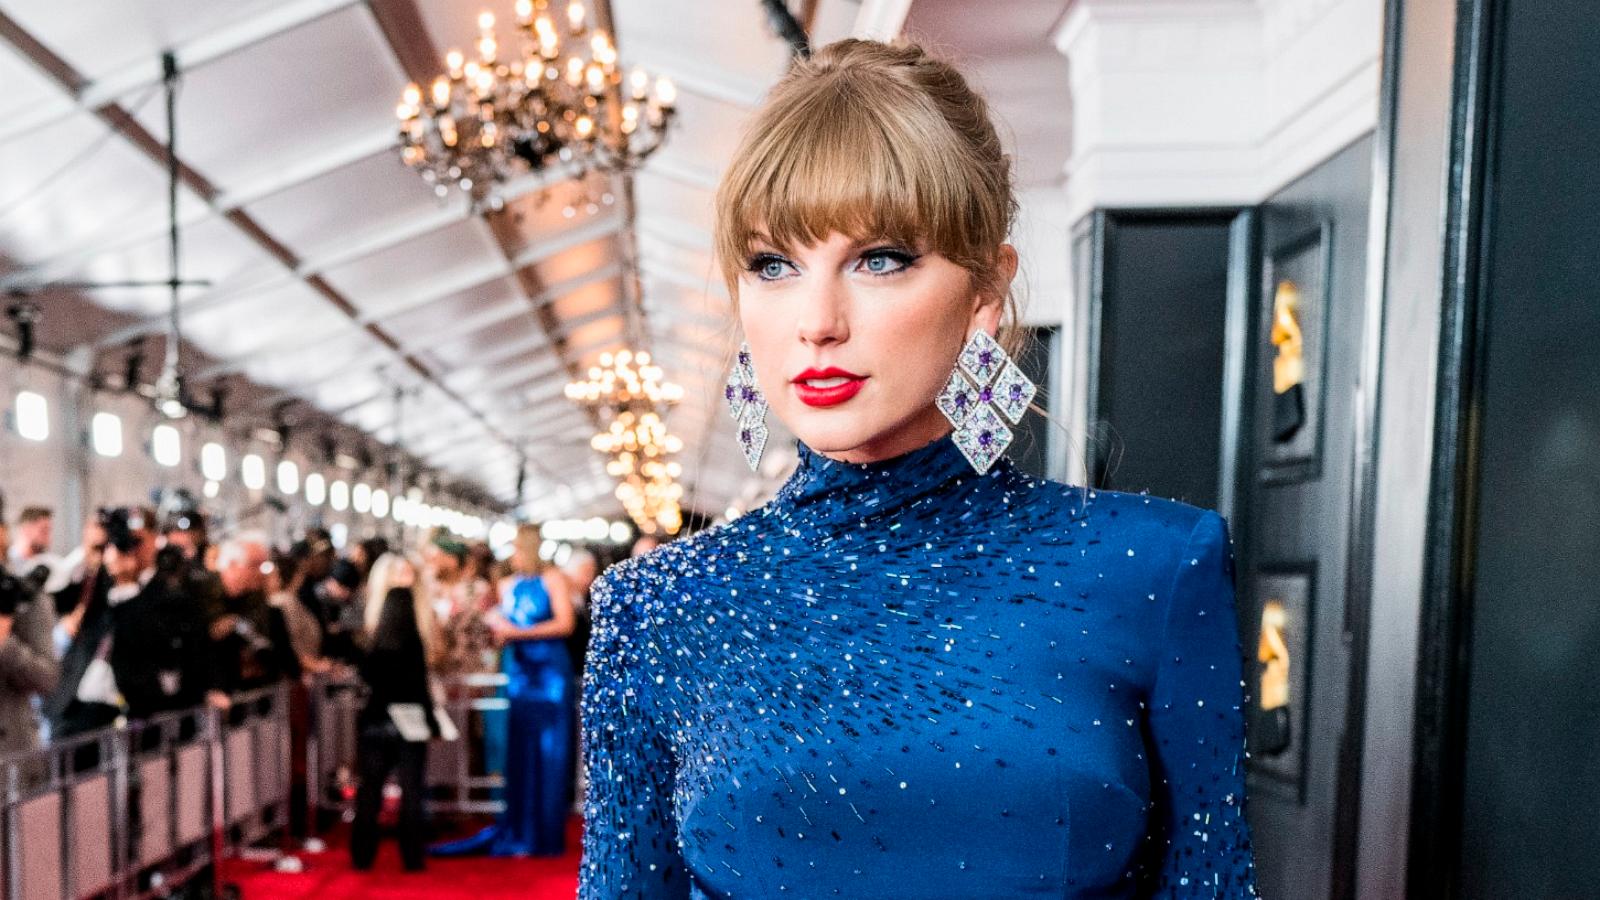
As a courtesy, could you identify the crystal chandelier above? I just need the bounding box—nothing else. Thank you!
[565,348,684,408]
[395,0,678,209]
[569,350,688,534]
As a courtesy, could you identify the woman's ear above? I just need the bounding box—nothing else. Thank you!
[970,243,1019,337]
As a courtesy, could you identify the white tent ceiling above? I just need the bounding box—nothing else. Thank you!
[0,0,1071,524]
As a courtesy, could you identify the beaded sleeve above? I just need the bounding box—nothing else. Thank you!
[1143,511,1258,896]
[579,562,691,899]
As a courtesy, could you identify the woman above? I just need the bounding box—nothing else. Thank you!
[428,533,497,679]
[433,524,576,856]
[267,550,327,675]
[579,39,1255,898]
[350,553,441,872]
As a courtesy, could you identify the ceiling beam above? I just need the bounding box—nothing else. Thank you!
[4,127,398,297]
[0,8,548,494]
[90,180,623,348]
[0,0,364,146]
[185,234,624,380]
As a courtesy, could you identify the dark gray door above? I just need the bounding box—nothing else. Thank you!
[1236,136,1374,900]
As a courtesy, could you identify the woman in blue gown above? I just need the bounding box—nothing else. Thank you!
[578,39,1255,898]
[434,525,576,856]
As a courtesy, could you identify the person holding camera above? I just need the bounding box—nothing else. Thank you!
[212,534,300,697]
[0,504,60,756]
[46,508,222,741]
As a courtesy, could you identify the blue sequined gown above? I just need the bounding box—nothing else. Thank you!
[434,573,575,857]
[580,436,1256,898]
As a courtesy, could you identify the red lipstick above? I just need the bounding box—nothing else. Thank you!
[791,367,867,407]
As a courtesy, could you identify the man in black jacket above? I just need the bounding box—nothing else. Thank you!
[212,534,300,697]
[46,508,222,741]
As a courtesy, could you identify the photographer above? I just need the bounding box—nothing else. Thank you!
[212,534,300,697]
[47,508,222,741]
[0,506,60,756]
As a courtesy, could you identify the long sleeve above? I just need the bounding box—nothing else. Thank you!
[579,565,689,899]
[1144,511,1257,896]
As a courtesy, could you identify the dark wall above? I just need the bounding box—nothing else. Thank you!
[1456,1,1600,896]
[1087,214,1233,507]
[1010,326,1058,480]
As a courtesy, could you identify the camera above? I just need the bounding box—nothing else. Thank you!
[96,506,145,554]
[0,563,48,618]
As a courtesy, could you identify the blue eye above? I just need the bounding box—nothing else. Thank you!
[858,248,916,276]
[746,254,794,282]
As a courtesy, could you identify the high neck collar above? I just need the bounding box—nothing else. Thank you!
[775,434,998,522]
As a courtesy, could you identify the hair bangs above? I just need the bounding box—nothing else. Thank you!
[716,76,979,295]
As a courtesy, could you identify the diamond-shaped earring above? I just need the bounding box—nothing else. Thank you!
[726,343,768,471]
[938,331,1036,474]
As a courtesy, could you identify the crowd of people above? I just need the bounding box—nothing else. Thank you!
[0,491,634,876]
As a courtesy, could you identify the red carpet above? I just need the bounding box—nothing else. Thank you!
[218,819,582,899]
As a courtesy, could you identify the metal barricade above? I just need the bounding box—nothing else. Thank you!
[0,683,292,900]
[308,672,509,829]
[432,672,509,816]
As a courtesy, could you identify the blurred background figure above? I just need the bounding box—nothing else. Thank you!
[433,524,575,857]
[0,497,59,757]
[8,505,54,573]
[213,533,300,698]
[350,553,441,873]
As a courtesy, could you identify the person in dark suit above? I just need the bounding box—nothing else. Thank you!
[46,508,223,743]
[211,534,300,698]
[350,552,441,872]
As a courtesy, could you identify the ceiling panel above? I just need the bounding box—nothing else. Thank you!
[632,169,715,235]
[0,36,71,123]
[183,280,355,358]
[532,236,622,287]
[319,217,503,314]
[548,275,623,321]
[612,0,790,89]
[0,0,297,82]
[241,147,447,258]
[70,214,280,319]
[0,112,209,273]
[497,178,625,248]
[128,5,408,192]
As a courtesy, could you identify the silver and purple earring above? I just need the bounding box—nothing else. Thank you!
[725,343,769,471]
[936,330,1036,474]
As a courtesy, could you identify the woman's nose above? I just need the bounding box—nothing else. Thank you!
[795,279,850,347]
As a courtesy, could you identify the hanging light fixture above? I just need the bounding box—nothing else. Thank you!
[396,0,678,210]
[568,349,687,534]
[565,348,684,408]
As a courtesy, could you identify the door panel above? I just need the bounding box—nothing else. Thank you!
[1239,135,1374,900]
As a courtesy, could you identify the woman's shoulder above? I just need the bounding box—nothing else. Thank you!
[1001,470,1223,549]
[589,520,743,625]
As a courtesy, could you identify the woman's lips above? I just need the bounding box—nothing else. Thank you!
[792,367,867,407]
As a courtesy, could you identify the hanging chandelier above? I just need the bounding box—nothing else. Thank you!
[569,349,687,534]
[565,348,684,408]
[395,0,678,210]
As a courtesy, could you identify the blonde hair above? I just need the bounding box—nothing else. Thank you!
[364,552,440,666]
[510,523,544,576]
[714,38,1022,351]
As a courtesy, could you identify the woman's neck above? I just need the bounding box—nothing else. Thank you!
[816,404,953,465]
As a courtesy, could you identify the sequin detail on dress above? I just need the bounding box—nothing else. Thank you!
[580,436,1257,898]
